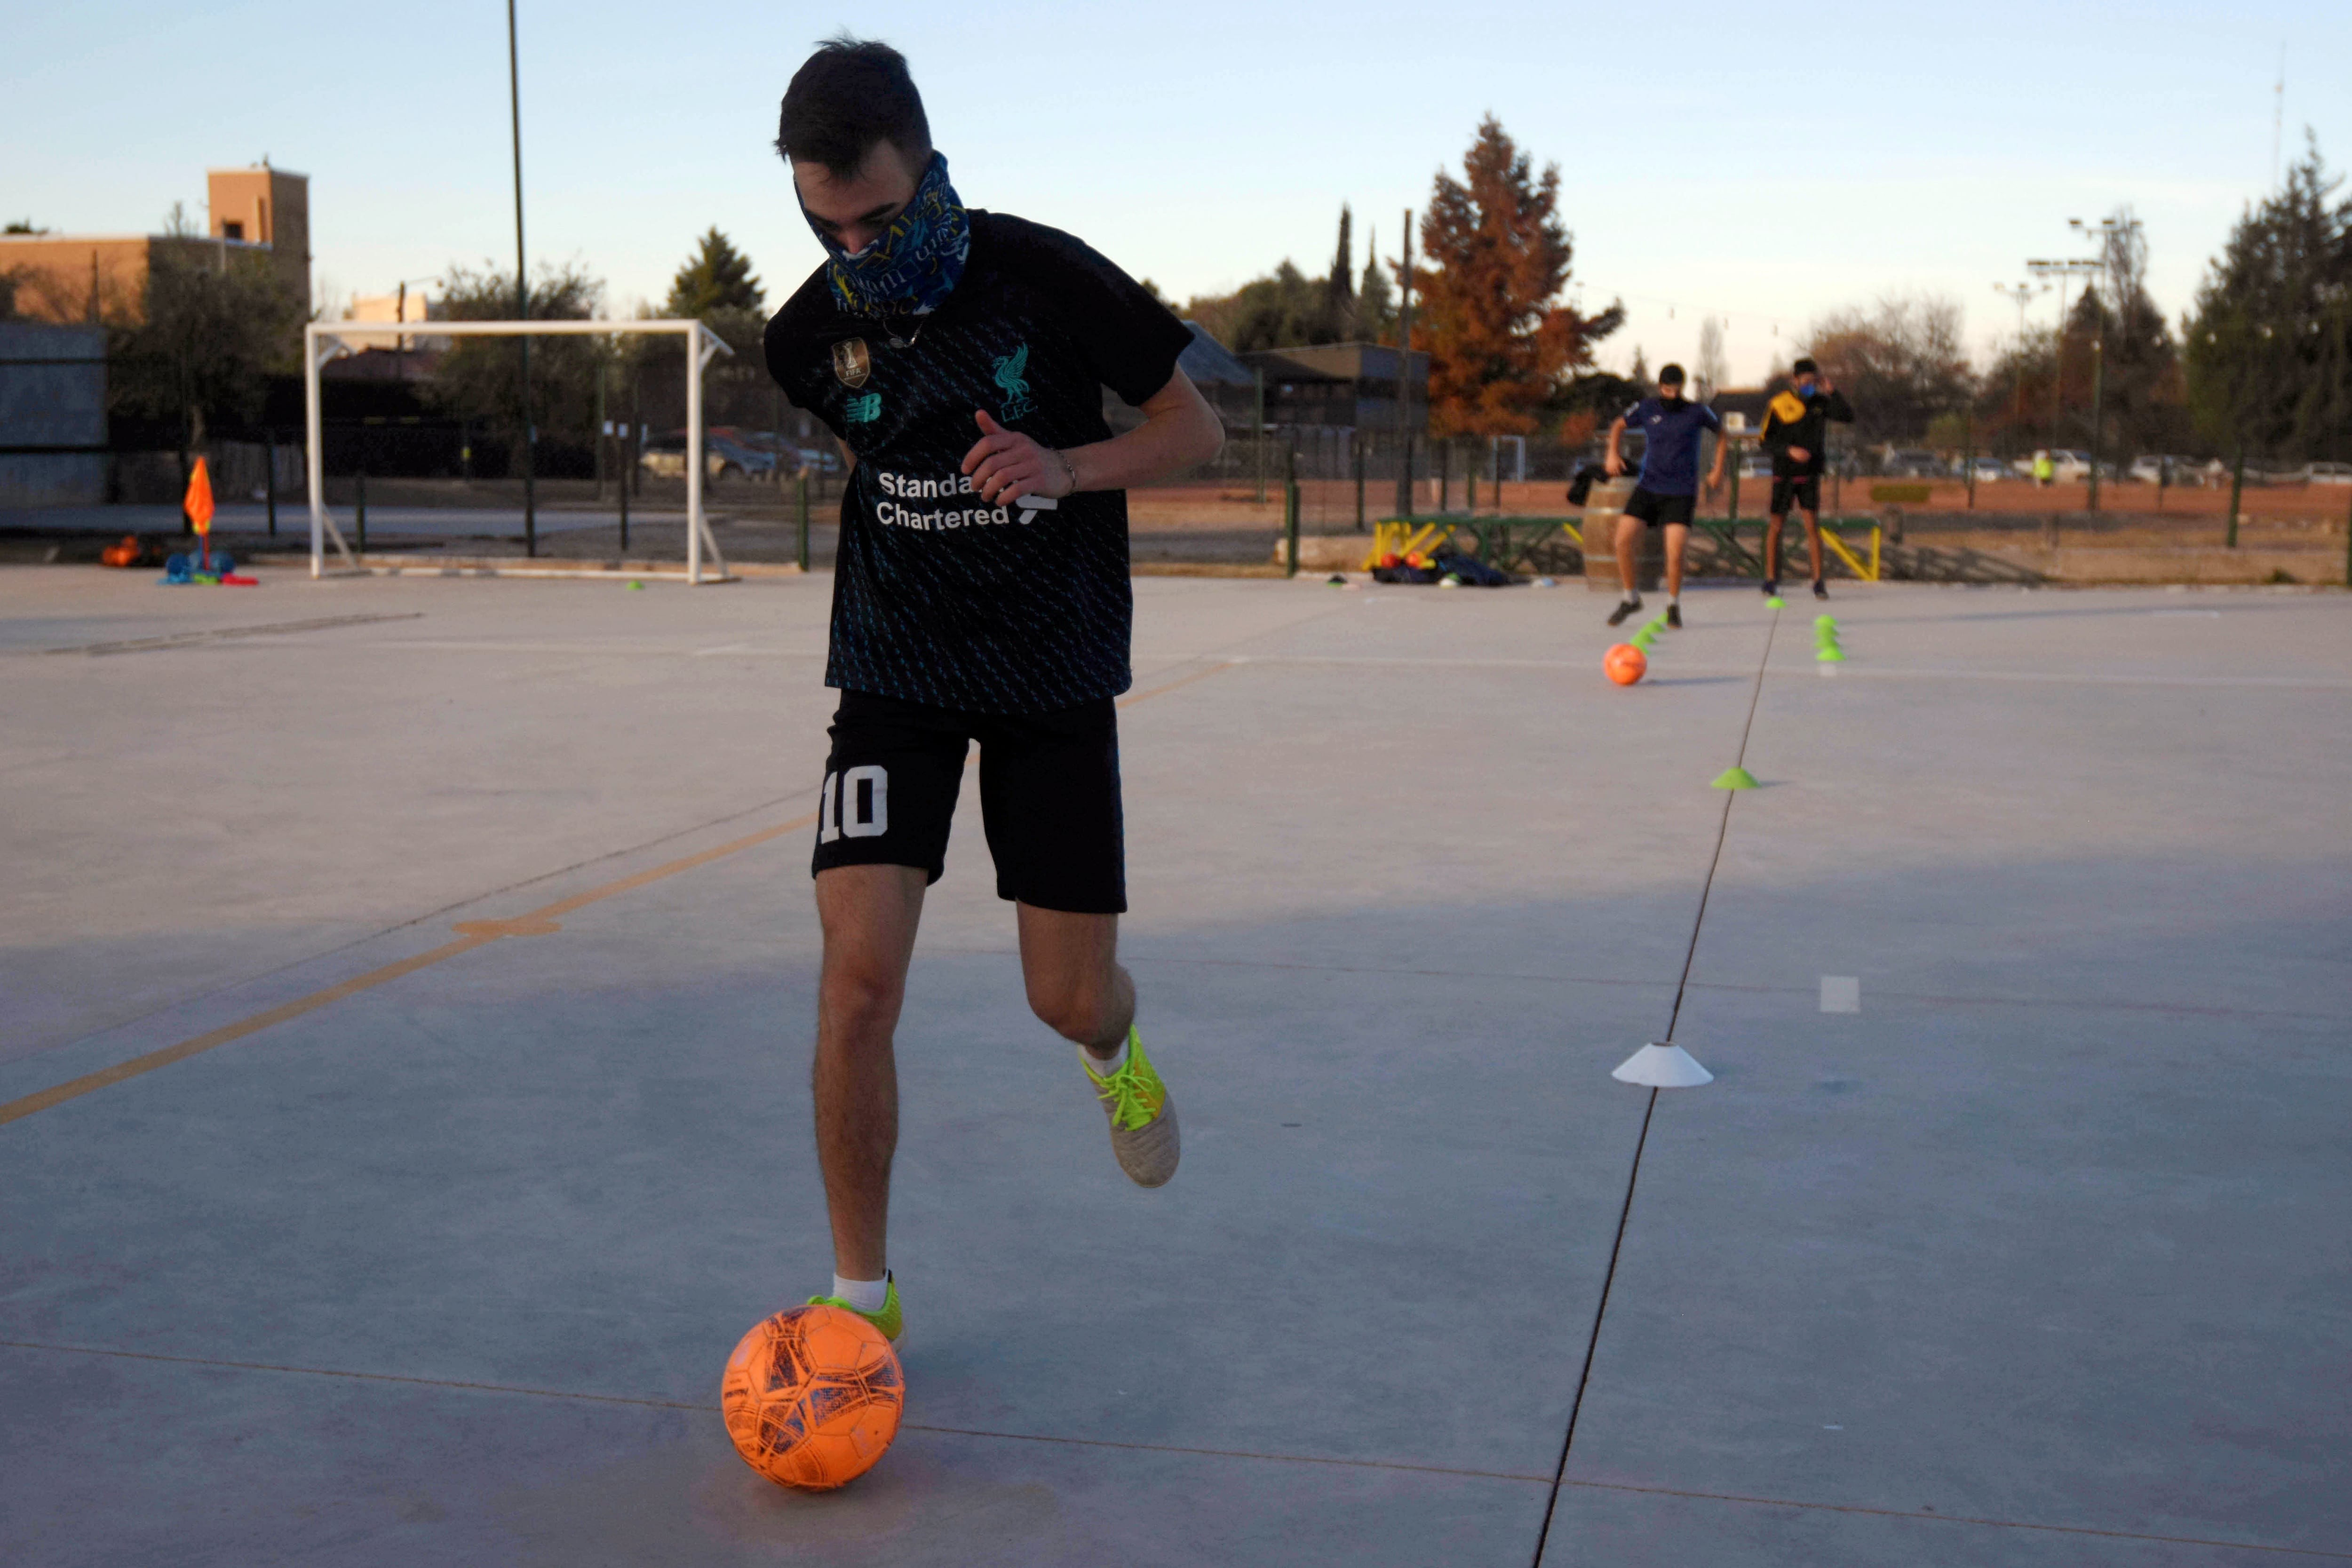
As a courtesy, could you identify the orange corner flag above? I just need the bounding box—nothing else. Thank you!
[185,457,215,536]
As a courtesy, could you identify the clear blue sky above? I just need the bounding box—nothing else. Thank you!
[7,0,2346,383]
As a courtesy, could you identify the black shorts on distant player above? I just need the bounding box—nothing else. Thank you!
[1767,475,1820,516]
[1623,486,1696,528]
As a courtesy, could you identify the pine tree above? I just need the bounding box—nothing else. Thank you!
[1325,205,1355,337]
[1629,345,1650,389]
[1416,117,1612,436]
[665,228,764,318]
[2184,136,2352,460]
[1359,226,1394,344]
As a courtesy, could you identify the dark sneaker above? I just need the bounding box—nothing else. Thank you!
[1606,598,1641,627]
[1665,604,1683,629]
[1761,578,1778,597]
[1812,580,1829,600]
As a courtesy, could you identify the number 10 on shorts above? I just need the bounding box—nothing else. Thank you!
[819,765,889,843]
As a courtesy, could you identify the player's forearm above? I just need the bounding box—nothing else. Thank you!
[1062,374,1223,493]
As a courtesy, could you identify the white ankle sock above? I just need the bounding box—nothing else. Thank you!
[1669,594,1680,606]
[833,1272,888,1313]
[1086,1035,1128,1076]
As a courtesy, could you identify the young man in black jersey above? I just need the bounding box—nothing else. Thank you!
[762,38,1224,1342]
[1757,357,1855,600]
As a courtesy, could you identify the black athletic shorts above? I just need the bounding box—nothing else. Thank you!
[1770,475,1822,515]
[1623,486,1695,528]
[810,689,1127,915]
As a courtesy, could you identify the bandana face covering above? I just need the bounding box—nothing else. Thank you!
[804,151,971,321]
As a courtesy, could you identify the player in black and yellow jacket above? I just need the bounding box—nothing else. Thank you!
[1758,357,1854,599]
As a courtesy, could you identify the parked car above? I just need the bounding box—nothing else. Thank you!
[1738,452,1775,480]
[1957,456,2008,485]
[2129,454,2200,486]
[638,431,779,481]
[1879,447,1941,478]
[2045,449,2094,482]
[2306,461,2352,485]
[794,446,844,475]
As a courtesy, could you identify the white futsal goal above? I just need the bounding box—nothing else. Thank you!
[301,318,737,583]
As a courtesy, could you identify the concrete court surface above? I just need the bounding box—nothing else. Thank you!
[1,566,2347,1566]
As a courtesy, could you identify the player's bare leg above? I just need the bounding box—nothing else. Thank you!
[1663,522,1689,600]
[1613,512,1643,600]
[812,863,927,1281]
[1020,902,1177,1186]
[1764,511,1787,590]
[1801,508,1827,595]
[1017,905,1133,1055]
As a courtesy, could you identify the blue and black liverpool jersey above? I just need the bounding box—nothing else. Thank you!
[765,212,1193,715]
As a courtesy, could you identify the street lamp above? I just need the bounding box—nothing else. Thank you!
[2026,255,2099,498]
[1991,280,2046,442]
[2064,215,2139,513]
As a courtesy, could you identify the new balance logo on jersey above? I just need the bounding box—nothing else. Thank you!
[818,765,889,843]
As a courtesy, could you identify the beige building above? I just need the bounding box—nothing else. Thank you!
[0,164,310,325]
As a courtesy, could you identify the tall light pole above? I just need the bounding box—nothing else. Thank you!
[2069,215,2137,513]
[2026,256,2098,484]
[1391,210,1414,520]
[508,0,535,557]
[1991,281,2044,443]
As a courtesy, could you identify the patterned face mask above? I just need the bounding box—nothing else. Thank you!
[803,151,971,321]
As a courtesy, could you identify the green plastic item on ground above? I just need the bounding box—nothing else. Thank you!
[1765,596,1787,609]
[1711,765,1760,789]
[627,580,644,590]
[1816,645,1847,661]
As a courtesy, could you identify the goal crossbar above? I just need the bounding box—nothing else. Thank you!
[301,318,737,583]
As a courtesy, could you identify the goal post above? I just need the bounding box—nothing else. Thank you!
[301,318,737,582]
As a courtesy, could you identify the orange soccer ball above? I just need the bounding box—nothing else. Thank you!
[1604,643,1647,685]
[721,1304,904,1491]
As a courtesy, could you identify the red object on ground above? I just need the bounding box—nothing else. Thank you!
[219,573,259,585]
[1605,643,1647,685]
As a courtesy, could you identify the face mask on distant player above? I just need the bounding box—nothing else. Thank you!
[804,151,972,320]
[1659,386,1685,405]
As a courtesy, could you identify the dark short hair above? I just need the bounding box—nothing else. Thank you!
[1792,357,1819,376]
[1657,362,1686,385]
[775,35,931,179]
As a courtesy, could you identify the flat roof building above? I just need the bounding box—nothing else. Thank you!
[0,164,310,325]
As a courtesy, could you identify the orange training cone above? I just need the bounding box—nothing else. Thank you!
[185,457,215,568]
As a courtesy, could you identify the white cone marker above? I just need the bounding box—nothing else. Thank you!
[1612,1041,1715,1088]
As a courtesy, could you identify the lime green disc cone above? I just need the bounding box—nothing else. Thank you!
[1765,595,1787,608]
[1816,645,1846,661]
[1710,765,1760,789]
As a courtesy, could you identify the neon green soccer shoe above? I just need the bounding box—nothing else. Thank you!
[1082,1027,1181,1188]
[807,1272,902,1344]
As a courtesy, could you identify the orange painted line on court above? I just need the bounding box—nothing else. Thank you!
[1118,659,1236,708]
[0,935,491,1127]
[0,811,818,1129]
[2,661,1233,1130]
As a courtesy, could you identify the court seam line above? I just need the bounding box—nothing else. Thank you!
[24,612,426,659]
[1049,954,2343,1023]
[0,657,1237,1129]
[1532,604,1780,1568]
[4,1338,2338,1557]
[1549,1476,2352,1560]
[0,1338,1545,1486]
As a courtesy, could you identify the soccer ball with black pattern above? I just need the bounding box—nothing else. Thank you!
[721,1304,904,1490]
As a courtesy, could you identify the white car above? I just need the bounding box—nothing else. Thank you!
[1960,456,2007,485]
[2306,461,2352,486]
[2129,454,2200,486]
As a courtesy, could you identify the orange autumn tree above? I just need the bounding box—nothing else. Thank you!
[1416,117,1614,437]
